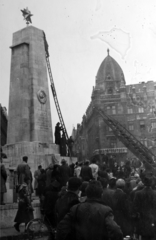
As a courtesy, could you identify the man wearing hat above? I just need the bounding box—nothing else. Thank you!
[59,159,71,187]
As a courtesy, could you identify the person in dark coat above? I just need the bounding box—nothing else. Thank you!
[59,159,71,187]
[129,180,144,202]
[0,157,7,205]
[79,181,89,203]
[124,161,132,179]
[116,165,125,179]
[14,182,34,232]
[69,163,75,177]
[34,165,42,196]
[29,167,34,197]
[16,156,31,192]
[80,160,93,181]
[133,175,156,240]
[55,122,62,145]
[51,164,61,183]
[43,180,60,227]
[101,178,115,209]
[56,180,123,240]
[98,165,109,180]
[60,132,67,156]
[45,164,53,188]
[108,177,117,190]
[67,136,74,157]
[112,179,132,237]
[112,162,119,178]
[55,177,82,223]
[37,169,46,209]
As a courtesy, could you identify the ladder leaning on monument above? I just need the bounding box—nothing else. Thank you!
[43,31,72,159]
[94,107,156,175]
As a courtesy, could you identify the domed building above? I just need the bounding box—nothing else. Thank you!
[73,50,156,164]
[95,49,125,94]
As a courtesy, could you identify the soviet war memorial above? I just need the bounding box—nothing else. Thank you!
[1,2,156,240]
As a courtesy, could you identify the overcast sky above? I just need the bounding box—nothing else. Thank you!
[1,0,156,138]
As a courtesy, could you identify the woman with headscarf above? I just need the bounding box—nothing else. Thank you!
[14,180,34,232]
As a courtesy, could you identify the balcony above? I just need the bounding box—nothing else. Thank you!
[93,147,127,155]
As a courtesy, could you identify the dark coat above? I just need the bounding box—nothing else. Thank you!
[112,188,132,236]
[133,187,156,237]
[44,185,59,227]
[51,165,61,183]
[16,162,31,185]
[80,165,93,181]
[45,168,53,187]
[14,185,34,224]
[98,169,108,180]
[102,188,115,209]
[37,172,46,196]
[55,190,79,223]
[34,169,41,189]
[55,125,62,145]
[0,164,7,193]
[56,199,123,240]
[59,164,71,186]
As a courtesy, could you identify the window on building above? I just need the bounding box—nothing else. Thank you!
[107,74,111,80]
[138,107,144,113]
[129,124,134,131]
[107,106,111,115]
[127,108,133,114]
[112,106,116,115]
[108,127,112,131]
[151,122,156,129]
[110,139,117,148]
[107,88,113,94]
[140,120,145,130]
[118,105,123,114]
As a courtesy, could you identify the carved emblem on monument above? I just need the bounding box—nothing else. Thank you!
[37,90,47,104]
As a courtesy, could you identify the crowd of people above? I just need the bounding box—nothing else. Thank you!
[3,153,156,240]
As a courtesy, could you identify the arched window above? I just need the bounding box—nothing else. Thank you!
[107,88,113,94]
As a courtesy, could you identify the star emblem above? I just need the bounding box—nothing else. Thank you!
[21,7,33,25]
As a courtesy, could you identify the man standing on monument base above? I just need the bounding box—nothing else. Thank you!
[16,156,31,195]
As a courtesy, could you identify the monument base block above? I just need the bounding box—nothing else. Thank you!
[2,142,77,204]
[3,141,60,171]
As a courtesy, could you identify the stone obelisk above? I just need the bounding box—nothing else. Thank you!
[3,26,59,170]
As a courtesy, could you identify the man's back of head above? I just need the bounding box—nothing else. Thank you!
[23,156,28,163]
[61,159,66,165]
[38,165,42,170]
[68,177,82,192]
[84,160,90,166]
[86,180,103,199]
[116,178,125,190]
[109,178,117,189]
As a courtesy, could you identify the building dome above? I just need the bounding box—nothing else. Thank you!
[96,49,125,87]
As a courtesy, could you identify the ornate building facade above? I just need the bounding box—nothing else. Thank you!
[73,50,156,162]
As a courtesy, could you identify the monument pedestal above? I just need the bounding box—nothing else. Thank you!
[3,141,60,171]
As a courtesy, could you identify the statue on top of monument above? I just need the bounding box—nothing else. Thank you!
[21,7,33,26]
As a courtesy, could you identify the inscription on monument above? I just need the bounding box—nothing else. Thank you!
[37,111,49,130]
